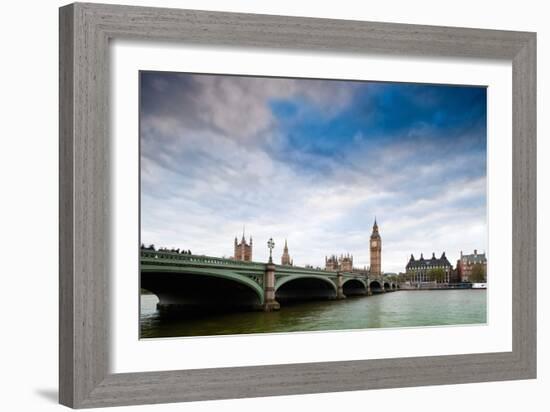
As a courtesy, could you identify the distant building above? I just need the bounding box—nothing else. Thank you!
[370,218,382,277]
[457,249,487,282]
[406,252,453,284]
[340,254,353,272]
[233,231,253,262]
[325,254,354,272]
[325,255,338,271]
[449,267,460,284]
[281,239,293,266]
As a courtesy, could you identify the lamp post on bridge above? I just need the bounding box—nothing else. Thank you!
[263,237,280,312]
[267,238,275,263]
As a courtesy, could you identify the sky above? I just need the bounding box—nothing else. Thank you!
[140,72,487,273]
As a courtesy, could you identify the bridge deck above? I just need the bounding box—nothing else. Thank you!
[140,250,367,278]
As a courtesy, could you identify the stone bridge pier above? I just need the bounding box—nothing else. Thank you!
[336,272,346,300]
[262,261,280,311]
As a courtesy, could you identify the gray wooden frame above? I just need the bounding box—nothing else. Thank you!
[59,2,536,408]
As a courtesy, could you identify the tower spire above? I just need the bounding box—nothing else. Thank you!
[372,216,379,235]
[281,239,291,265]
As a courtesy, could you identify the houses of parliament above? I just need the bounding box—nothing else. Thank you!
[232,219,382,277]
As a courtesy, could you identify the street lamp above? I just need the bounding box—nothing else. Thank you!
[267,238,275,263]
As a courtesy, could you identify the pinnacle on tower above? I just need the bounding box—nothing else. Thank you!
[372,216,380,235]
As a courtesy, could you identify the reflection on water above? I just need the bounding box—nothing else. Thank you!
[140,290,487,338]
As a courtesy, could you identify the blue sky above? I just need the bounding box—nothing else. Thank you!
[140,72,487,273]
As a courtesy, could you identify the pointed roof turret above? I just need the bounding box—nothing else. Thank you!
[371,216,380,238]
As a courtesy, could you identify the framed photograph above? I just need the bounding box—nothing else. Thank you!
[59,2,536,408]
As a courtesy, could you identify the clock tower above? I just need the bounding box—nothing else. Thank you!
[370,218,382,277]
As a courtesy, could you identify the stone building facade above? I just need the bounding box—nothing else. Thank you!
[406,252,453,284]
[325,254,353,272]
[457,249,487,282]
[325,255,338,271]
[340,254,353,272]
[233,233,253,261]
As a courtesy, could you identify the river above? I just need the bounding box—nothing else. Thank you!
[140,290,486,338]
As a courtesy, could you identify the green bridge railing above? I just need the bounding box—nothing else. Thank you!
[141,250,265,269]
[140,250,368,278]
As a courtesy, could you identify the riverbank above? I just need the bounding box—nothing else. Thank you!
[399,283,486,291]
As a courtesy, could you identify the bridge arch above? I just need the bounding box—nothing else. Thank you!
[275,275,337,302]
[383,282,391,291]
[342,278,368,296]
[141,266,264,311]
[369,280,383,294]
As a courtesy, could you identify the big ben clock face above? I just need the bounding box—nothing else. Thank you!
[372,240,377,247]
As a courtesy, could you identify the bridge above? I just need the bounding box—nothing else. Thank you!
[141,250,398,312]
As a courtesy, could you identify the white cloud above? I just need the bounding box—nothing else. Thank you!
[142,74,357,143]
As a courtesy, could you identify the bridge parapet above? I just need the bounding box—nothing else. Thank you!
[141,251,370,278]
[141,250,266,270]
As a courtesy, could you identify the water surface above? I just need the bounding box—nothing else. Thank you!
[140,290,486,338]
